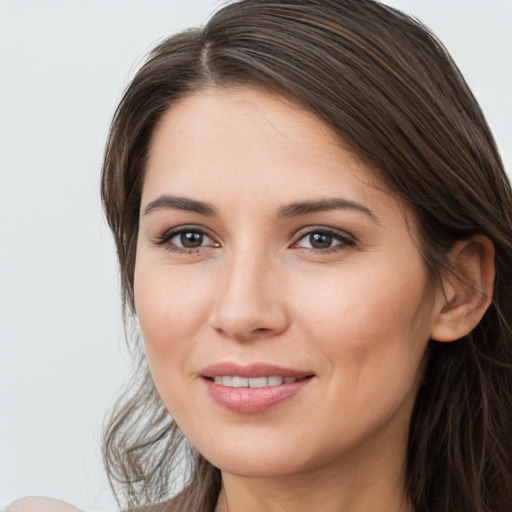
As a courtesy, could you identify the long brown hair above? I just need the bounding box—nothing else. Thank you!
[101,1,512,511]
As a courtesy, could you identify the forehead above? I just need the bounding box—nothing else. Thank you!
[143,87,402,219]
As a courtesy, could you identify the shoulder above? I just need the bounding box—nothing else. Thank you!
[6,497,83,512]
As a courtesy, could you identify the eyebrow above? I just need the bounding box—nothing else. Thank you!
[142,194,379,223]
[277,198,380,223]
[143,195,218,216]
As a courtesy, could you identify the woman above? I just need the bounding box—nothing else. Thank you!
[9,0,512,511]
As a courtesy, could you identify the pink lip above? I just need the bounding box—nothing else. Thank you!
[200,362,312,379]
[200,362,315,414]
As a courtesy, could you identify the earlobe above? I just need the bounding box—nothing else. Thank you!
[430,235,495,342]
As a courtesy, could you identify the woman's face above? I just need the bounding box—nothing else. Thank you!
[135,87,443,478]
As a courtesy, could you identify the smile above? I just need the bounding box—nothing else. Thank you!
[200,363,315,413]
[211,376,300,388]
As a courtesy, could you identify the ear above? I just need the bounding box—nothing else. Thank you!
[430,234,495,342]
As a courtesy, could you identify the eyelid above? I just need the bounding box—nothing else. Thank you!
[293,225,355,241]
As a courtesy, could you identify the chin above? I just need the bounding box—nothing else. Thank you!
[187,427,325,478]
[209,451,307,478]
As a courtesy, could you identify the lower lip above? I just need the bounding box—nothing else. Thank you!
[202,378,313,413]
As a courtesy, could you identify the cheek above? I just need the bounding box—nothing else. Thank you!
[295,257,433,375]
[289,261,433,447]
[134,262,213,372]
[133,261,220,425]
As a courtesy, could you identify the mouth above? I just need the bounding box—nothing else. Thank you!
[205,375,310,388]
[200,363,315,413]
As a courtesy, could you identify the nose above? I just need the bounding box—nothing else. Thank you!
[208,248,290,341]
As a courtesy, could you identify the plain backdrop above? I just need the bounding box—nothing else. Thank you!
[1,0,510,510]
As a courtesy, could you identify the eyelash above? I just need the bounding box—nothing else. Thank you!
[154,226,218,254]
[153,226,356,255]
[292,228,356,254]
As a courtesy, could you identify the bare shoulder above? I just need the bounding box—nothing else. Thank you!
[6,497,83,512]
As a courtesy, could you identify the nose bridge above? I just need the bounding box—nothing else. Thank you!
[210,239,288,340]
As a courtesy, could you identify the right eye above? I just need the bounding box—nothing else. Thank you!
[155,227,219,253]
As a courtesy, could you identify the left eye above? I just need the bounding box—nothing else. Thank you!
[295,230,353,250]
[169,229,214,249]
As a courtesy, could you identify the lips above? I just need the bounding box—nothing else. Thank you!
[201,362,312,379]
[212,375,300,388]
[200,363,315,413]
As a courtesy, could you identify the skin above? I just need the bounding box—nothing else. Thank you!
[134,87,490,512]
[6,497,82,512]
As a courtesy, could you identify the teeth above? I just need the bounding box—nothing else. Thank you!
[212,376,297,388]
[232,376,249,387]
[249,377,267,388]
[222,376,233,386]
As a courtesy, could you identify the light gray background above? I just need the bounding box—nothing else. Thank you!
[1,1,510,510]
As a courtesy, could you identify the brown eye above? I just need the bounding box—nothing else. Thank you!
[179,231,204,248]
[294,228,355,252]
[309,232,332,249]
[156,227,218,252]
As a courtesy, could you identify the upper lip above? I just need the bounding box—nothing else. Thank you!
[200,362,314,379]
